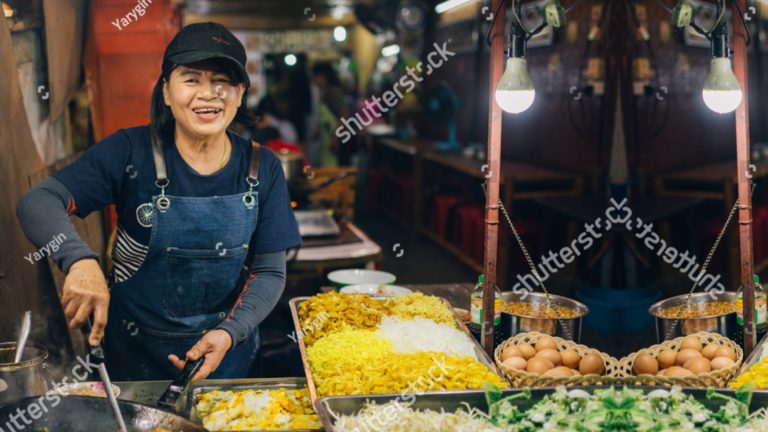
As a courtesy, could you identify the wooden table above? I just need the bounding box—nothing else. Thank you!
[371,137,584,288]
[292,223,382,272]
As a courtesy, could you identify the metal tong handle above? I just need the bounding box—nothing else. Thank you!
[82,319,128,432]
[14,311,31,363]
[157,356,205,411]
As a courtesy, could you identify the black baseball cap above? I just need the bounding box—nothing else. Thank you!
[162,22,250,86]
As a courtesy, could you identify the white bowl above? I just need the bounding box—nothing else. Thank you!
[340,284,412,296]
[328,269,396,288]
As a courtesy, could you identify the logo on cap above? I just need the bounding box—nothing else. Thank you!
[212,36,230,45]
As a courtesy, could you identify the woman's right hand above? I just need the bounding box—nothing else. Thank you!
[63,258,110,346]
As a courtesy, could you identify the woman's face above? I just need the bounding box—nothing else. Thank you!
[163,61,245,140]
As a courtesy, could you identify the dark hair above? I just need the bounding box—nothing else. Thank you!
[150,59,256,145]
[311,62,341,87]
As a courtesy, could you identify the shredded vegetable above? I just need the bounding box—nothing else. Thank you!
[307,329,393,371]
[331,400,495,432]
[312,351,507,397]
[376,316,478,360]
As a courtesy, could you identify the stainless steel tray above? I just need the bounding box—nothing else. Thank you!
[288,294,503,406]
[737,332,768,375]
[183,377,321,432]
[316,386,768,431]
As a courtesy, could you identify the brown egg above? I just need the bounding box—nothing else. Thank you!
[518,343,537,359]
[675,349,703,366]
[684,357,712,375]
[535,336,557,352]
[657,368,668,376]
[710,356,736,370]
[502,356,527,371]
[579,352,605,375]
[501,345,523,361]
[527,357,554,375]
[680,336,703,352]
[560,349,581,369]
[657,349,678,369]
[544,366,575,378]
[715,346,737,361]
[665,366,695,377]
[701,344,720,360]
[535,349,562,366]
[633,352,659,375]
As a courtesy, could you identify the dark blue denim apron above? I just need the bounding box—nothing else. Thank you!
[103,134,262,381]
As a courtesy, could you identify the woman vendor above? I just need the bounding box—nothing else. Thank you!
[16,22,300,381]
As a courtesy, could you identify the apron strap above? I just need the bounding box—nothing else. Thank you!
[249,140,261,183]
[150,129,168,183]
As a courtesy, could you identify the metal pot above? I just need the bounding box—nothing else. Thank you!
[500,291,589,342]
[276,149,304,183]
[0,342,48,404]
[649,291,737,342]
[0,395,206,431]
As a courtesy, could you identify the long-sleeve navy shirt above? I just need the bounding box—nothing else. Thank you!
[16,125,300,346]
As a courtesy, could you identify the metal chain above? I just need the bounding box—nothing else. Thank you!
[483,184,574,340]
[664,183,755,340]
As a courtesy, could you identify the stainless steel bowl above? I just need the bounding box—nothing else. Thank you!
[648,291,737,342]
[500,291,589,342]
[0,342,48,404]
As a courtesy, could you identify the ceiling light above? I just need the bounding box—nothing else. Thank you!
[381,44,400,57]
[333,26,347,42]
[702,57,742,114]
[435,0,473,14]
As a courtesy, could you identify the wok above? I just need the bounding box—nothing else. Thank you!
[0,395,207,431]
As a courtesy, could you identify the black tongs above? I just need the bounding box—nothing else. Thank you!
[156,356,205,411]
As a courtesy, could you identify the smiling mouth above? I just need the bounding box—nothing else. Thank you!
[192,107,223,114]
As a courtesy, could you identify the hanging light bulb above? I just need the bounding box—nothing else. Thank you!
[701,2,742,114]
[495,57,535,114]
[702,57,742,114]
[494,13,535,114]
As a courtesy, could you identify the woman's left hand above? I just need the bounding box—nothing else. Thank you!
[168,329,233,382]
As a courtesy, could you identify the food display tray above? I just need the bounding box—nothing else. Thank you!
[182,377,322,432]
[737,332,768,375]
[288,295,503,407]
[315,386,768,431]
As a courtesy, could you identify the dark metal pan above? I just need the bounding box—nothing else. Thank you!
[0,395,207,431]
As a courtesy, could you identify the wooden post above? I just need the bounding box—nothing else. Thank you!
[483,0,506,354]
[732,0,756,355]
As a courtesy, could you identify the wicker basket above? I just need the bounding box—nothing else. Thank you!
[494,331,621,387]
[616,332,743,388]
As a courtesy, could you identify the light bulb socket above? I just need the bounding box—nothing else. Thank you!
[710,2,728,58]
[507,30,527,58]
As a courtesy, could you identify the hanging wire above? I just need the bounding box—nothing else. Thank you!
[655,0,674,13]
[486,0,509,47]
[731,0,753,46]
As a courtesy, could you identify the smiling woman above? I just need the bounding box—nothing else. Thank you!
[16,22,301,382]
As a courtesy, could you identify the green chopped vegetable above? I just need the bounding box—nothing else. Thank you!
[484,386,757,431]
